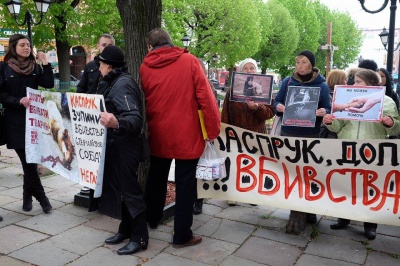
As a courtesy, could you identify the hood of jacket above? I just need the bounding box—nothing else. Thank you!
[292,67,326,85]
[142,45,187,69]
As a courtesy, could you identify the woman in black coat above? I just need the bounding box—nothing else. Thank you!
[94,45,148,255]
[0,34,54,214]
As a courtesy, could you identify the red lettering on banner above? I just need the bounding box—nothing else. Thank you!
[70,95,98,109]
[258,156,280,195]
[304,166,325,201]
[363,170,380,206]
[326,169,346,203]
[283,163,304,199]
[236,154,257,192]
[371,170,400,213]
[79,168,97,185]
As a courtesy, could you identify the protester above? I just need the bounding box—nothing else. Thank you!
[94,45,148,255]
[273,50,331,234]
[76,34,115,196]
[323,69,400,240]
[347,59,378,85]
[378,68,400,112]
[221,58,275,206]
[0,34,54,214]
[77,34,115,94]
[193,59,219,215]
[140,28,220,248]
[326,69,347,96]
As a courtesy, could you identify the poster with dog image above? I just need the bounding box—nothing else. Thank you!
[230,72,273,104]
[282,86,320,127]
[25,88,106,197]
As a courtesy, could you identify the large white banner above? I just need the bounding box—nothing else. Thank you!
[199,123,400,226]
[26,89,106,197]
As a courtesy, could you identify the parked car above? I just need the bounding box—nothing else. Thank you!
[53,72,79,90]
[210,78,224,90]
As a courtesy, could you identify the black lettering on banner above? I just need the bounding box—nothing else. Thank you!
[284,138,301,163]
[359,143,376,165]
[255,134,271,156]
[336,142,361,166]
[270,137,284,160]
[224,127,243,153]
[242,132,257,154]
[216,136,226,151]
[301,139,323,164]
[378,143,399,166]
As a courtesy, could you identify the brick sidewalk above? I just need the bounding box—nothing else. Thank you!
[1,146,400,265]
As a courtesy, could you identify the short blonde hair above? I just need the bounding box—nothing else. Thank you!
[326,69,347,90]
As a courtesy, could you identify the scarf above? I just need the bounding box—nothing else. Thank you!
[8,58,35,76]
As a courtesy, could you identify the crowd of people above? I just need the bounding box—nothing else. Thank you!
[0,28,398,254]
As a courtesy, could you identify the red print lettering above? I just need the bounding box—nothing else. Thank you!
[304,165,325,201]
[258,156,280,195]
[236,154,257,192]
[283,163,304,199]
[371,170,400,214]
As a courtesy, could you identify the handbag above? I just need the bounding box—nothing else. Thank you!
[270,115,282,136]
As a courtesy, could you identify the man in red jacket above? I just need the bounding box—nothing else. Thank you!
[140,28,221,248]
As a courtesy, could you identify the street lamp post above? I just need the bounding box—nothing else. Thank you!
[3,0,54,49]
[181,34,191,49]
[379,27,400,96]
[358,0,397,73]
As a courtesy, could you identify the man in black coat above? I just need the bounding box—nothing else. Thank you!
[76,34,114,196]
[76,34,115,94]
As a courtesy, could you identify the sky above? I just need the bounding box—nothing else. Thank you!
[319,0,400,31]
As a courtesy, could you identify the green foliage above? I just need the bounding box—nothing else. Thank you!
[256,0,299,72]
[163,0,262,68]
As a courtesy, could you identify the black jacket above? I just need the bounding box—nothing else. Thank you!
[0,62,54,149]
[95,69,145,219]
[76,59,101,94]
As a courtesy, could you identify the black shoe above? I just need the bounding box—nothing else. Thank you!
[250,204,257,206]
[330,219,350,230]
[39,197,52,214]
[117,240,148,255]
[105,233,129,245]
[364,227,376,240]
[22,193,33,212]
[306,213,317,224]
[0,215,3,222]
[193,199,203,215]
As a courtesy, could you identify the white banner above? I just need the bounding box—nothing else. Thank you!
[198,123,400,226]
[26,89,106,196]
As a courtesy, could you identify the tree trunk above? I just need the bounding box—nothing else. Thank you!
[116,0,162,188]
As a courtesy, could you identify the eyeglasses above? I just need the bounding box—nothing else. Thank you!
[100,43,113,47]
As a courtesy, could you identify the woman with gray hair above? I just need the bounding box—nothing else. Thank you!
[221,58,275,206]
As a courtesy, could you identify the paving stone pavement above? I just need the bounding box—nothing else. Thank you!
[1,146,400,266]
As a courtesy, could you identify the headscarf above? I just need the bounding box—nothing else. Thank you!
[238,58,258,72]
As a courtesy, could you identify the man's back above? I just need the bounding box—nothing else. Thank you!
[140,46,220,159]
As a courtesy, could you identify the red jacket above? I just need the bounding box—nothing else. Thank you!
[140,46,220,159]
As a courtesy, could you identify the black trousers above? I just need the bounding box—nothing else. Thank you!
[15,148,46,198]
[338,218,377,229]
[118,201,148,243]
[144,156,198,245]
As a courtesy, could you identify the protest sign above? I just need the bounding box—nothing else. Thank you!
[25,89,106,197]
[332,85,385,121]
[198,123,400,226]
[26,88,79,181]
[282,86,320,127]
[67,92,106,197]
[230,72,273,104]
